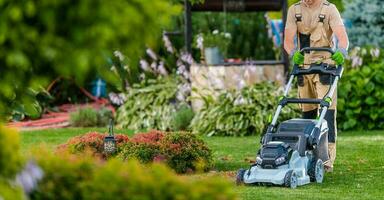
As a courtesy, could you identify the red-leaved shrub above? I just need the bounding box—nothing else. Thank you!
[58,132,129,158]
[58,130,213,173]
[118,130,212,173]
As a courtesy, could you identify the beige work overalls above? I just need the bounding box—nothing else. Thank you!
[295,1,337,169]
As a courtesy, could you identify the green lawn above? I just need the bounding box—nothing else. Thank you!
[20,129,384,200]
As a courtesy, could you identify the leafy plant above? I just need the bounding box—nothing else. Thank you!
[338,47,384,130]
[69,107,113,127]
[170,104,195,131]
[0,125,24,179]
[190,82,301,136]
[118,131,213,173]
[116,76,182,130]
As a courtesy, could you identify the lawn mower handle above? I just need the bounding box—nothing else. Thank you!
[300,47,335,55]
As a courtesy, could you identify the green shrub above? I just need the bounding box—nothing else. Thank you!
[161,132,212,173]
[30,151,236,200]
[69,107,113,127]
[118,130,213,173]
[70,107,98,127]
[0,125,24,179]
[191,82,301,136]
[338,47,384,130]
[57,132,129,158]
[116,76,181,130]
[30,151,96,200]
[171,104,195,131]
[82,159,236,200]
[0,181,24,200]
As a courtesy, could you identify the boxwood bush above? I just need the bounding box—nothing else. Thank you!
[30,151,236,200]
[191,82,301,136]
[0,125,24,179]
[0,181,24,200]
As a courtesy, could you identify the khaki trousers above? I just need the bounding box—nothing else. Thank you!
[298,74,337,168]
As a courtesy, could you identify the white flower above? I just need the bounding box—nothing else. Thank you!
[212,29,219,35]
[150,62,157,70]
[139,73,146,81]
[157,61,168,75]
[237,80,246,90]
[162,34,174,54]
[370,48,380,58]
[180,51,193,65]
[351,56,363,68]
[234,95,247,106]
[224,32,231,39]
[113,50,124,61]
[109,92,126,105]
[16,161,44,194]
[146,48,158,60]
[361,48,367,56]
[110,65,116,72]
[196,34,204,49]
[139,59,150,71]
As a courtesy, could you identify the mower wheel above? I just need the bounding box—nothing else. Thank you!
[284,170,298,189]
[236,169,246,185]
[309,159,324,183]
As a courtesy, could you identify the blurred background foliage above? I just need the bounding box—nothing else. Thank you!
[0,0,181,120]
[192,12,275,60]
[343,0,384,48]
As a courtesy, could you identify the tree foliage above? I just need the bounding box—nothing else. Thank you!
[343,0,384,47]
[0,0,180,118]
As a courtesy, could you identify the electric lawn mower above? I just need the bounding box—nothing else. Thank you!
[236,47,343,188]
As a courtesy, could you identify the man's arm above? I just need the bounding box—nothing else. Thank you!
[284,28,297,55]
[284,5,298,55]
[329,4,349,50]
[332,25,349,50]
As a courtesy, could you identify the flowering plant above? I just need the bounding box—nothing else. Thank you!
[196,30,232,57]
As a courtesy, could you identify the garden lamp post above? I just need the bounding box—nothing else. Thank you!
[104,119,116,154]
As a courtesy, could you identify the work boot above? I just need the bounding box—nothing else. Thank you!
[324,143,336,172]
[302,109,318,119]
[323,110,337,172]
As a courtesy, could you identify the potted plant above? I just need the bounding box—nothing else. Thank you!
[195,30,231,65]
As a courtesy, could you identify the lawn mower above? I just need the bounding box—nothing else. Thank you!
[236,47,344,188]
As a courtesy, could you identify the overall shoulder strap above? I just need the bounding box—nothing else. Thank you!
[294,3,303,22]
[318,1,331,23]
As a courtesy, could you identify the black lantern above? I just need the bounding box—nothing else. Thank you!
[104,119,116,154]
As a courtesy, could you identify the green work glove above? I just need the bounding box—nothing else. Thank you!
[331,48,347,65]
[292,51,304,65]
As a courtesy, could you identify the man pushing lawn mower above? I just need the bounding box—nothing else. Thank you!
[236,0,348,188]
[284,0,349,172]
